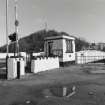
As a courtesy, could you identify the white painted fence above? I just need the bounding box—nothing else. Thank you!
[32,52,45,57]
[0,52,27,58]
[7,58,25,79]
[76,50,105,64]
[0,52,27,67]
[31,57,59,73]
[8,58,17,79]
[0,53,14,59]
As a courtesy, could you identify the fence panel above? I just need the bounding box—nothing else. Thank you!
[76,56,105,64]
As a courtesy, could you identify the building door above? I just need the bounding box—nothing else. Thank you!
[48,42,53,56]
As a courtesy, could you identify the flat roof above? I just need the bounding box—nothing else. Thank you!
[45,32,75,40]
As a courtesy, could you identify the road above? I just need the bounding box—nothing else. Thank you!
[0,64,105,105]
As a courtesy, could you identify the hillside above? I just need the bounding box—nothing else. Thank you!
[0,30,89,53]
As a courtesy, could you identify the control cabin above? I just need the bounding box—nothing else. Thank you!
[44,33,75,66]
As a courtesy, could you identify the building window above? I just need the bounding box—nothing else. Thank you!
[48,41,53,56]
[66,39,73,53]
[52,49,63,57]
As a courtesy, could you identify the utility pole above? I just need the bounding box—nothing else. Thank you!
[14,0,19,57]
[6,0,9,79]
[6,0,9,56]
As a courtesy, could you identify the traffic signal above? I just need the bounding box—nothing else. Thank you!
[8,32,17,42]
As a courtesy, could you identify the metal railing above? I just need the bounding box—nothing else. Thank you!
[76,56,105,64]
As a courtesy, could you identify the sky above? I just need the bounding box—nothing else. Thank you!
[0,0,105,46]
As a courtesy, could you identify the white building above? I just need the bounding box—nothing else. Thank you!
[44,33,75,66]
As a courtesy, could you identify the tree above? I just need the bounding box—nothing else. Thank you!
[0,29,90,53]
[75,37,89,51]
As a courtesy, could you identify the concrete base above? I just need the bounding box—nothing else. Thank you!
[59,61,75,67]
